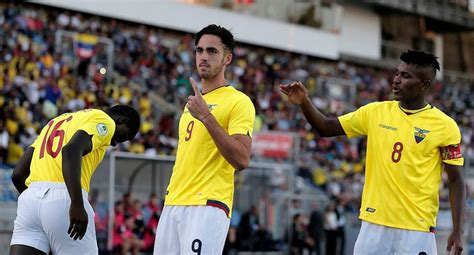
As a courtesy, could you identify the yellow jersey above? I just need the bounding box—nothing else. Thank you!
[26,109,116,192]
[165,86,255,217]
[338,101,463,232]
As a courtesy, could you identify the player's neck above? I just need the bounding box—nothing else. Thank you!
[398,99,428,110]
[201,75,228,94]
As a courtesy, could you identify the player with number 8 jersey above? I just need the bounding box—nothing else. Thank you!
[281,50,466,254]
[338,101,463,231]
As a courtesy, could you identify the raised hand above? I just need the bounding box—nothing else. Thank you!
[279,81,309,105]
[187,77,211,121]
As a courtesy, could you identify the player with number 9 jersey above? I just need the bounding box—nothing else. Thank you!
[154,25,255,255]
[165,85,255,214]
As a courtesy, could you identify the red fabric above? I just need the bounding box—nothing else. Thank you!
[441,144,462,160]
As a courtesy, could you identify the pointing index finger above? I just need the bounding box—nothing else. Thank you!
[189,77,201,96]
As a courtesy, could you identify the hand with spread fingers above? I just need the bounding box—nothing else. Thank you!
[279,81,309,105]
[446,232,463,255]
[68,202,88,240]
[187,77,211,121]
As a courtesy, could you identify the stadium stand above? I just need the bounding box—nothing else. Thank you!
[0,1,473,254]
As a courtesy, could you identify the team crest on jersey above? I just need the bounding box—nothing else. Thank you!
[97,123,108,136]
[414,127,430,144]
[207,104,217,111]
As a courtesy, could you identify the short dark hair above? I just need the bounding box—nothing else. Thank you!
[400,50,440,74]
[108,105,140,140]
[195,24,235,52]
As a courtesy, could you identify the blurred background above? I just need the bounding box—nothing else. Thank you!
[0,0,473,254]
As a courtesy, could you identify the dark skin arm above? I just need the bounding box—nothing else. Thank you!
[445,163,465,255]
[280,81,345,137]
[11,146,34,194]
[61,130,93,240]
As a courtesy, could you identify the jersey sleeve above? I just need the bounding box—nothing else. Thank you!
[228,94,255,137]
[439,118,464,166]
[338,103,376,138]
[30,136,40,148]
[30,119,54,148]
[78,111,116,151]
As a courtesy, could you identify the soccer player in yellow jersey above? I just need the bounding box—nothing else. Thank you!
[281,50,465,255]
[10,105,140,255]
[154,24,255,255]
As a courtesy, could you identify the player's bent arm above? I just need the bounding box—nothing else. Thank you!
[11,146,34,194]
[445,163,466,236]
[300,97,345,137]
[61,130,93,204]
[201,115,252,171]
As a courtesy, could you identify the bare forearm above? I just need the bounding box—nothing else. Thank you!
[12,165,29,194]
[201,114,250,170]
[448,176,465,233]
[300,97,344,137]
[11,147,34,194]
[62,148,84,205]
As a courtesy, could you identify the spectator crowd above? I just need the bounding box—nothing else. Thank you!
[0,2,473,254]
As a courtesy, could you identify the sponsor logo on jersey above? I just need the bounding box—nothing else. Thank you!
[379,123,397,131]
[366,207,376,213]
[414,127,430,144]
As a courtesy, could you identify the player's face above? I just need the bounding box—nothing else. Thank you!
[195,34,231,79]
[392,62,425,102]
[111,124,129,146]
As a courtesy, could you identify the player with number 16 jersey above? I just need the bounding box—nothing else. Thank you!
[10,106,140,255]
[26,109,115,192]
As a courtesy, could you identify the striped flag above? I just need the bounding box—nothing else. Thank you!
[74,33,98,59]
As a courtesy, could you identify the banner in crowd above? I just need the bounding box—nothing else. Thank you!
[234,0,255,4]
[251,132,294,159]
[74,33,98,59]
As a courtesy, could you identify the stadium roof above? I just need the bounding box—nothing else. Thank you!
[352,0,474,31]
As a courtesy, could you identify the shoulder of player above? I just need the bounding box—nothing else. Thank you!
[75,109,116,133]
[358,100,393,111]
[427,106,457,123]
[223,86,253,102]
[435,108,460,131]
[83,109,113,121]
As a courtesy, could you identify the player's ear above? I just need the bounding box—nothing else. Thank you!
[421,80,431,92]
[224,52,232,65]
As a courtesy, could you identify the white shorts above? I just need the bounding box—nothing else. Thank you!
[354,221,437,255]
[10,182,98,255]
[153,205,230,255]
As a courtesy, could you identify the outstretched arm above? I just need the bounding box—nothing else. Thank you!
[11,146,35,194]
[61,130,93,240]
[445,163,465,255]
[280,81,345,137]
